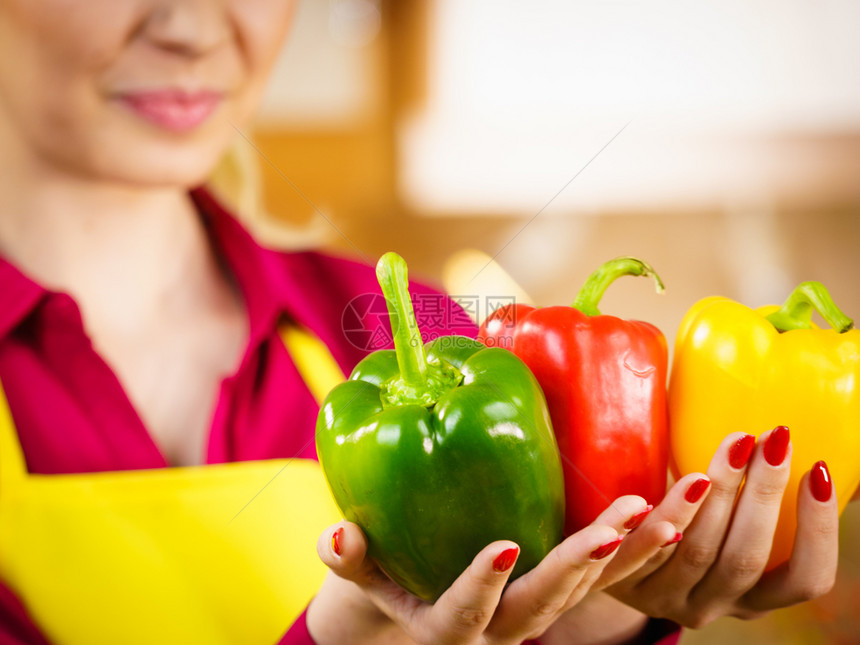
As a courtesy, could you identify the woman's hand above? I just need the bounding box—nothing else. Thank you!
[307,496,679,645]
[600,429,839,628]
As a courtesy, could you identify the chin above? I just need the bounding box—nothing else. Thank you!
[84,129,235,189]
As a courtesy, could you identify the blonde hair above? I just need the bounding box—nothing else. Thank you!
[207,138,328,250]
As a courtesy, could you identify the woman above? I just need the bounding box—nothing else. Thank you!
[0,2,840,644]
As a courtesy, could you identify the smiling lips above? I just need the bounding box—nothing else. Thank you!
[118,89,223,132]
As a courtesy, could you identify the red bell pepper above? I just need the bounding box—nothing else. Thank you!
[478,257,669,535]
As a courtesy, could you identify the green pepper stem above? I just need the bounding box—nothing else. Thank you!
[572,257,665,316]
[376,252,428,389]
[765,281,854,333]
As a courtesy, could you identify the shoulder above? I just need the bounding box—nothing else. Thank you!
[191,186,477,368]
[270,249,478,372]
[277,249,450,300]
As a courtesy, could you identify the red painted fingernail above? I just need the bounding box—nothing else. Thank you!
[728,434,756,469]
[685,478,711,503]
[590,535,624,560]
[661,532,683,548]
[624,505,653,530]
[331,527,344,557]
[810,460,832,502]
[493,547,520,572]
[763,425,790,466]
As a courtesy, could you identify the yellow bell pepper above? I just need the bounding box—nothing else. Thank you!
[669,281,860,568]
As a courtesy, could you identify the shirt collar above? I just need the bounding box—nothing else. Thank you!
[190,187,298,341]
[191,187,365,376]
[0,255,48,339]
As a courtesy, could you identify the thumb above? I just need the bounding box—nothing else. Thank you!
[317,521,377,583]
[316,521,427,629]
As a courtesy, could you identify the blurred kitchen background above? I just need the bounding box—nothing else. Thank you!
[218,2,860,643]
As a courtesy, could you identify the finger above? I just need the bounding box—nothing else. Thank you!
[693,426,792,603]
[566,498,660,609]
[595,519,678,591]
[426,541,520,643]
[316,522,424,625]
[647,431,754,593]
[590,495,651,533]
[488,524,620,638]
[743,461,839,612]
[588,495,670,590]
[602,472,709,588]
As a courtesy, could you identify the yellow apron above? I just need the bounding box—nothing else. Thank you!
[0,325,344,645]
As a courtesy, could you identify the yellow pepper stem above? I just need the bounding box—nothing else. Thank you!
[765,281,854,333]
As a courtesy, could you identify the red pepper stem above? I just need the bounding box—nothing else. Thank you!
[572,257,665,316]
[765,281,854,333]
[376,252,428,389]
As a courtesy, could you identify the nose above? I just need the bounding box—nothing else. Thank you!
[143,0,231,57]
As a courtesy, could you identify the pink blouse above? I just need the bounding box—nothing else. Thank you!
[0,189,679,645]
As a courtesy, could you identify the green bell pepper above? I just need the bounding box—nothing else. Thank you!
[316,252,565,601]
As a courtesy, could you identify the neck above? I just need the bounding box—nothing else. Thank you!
[0,162,221,337]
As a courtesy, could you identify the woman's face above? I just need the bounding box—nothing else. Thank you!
[0,1,295,187]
